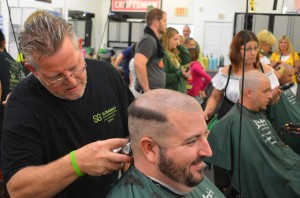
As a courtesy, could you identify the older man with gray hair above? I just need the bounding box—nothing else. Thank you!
[1,11,133,198]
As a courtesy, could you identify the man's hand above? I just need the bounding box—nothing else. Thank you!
[270,86,282,105]
[2,92,11,105]
[74,138,132,176]
[199,90,206,98]
[135,53,150,92]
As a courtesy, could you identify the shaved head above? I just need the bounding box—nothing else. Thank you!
[128,89,202,151]
[183,25,191,38]
[240,70,269,96]
[240,70,272,112]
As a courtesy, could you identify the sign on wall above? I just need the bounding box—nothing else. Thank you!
[111,0,161,12]
[175,7,188,16]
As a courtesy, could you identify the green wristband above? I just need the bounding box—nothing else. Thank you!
[70,151,85,177]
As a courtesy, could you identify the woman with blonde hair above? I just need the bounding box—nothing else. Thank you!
[256,29,276,65]
[161,27,191,93]
[270,35,300,86]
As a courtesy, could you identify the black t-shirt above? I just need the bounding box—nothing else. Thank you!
[0,51,24,102]
[1,58,134,198]
[0,51,24,168]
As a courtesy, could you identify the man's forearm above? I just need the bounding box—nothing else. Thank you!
[7,154,77,198]
[135,66,150,92]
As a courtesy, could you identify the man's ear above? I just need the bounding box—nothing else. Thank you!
[153,20,159,28]
[139,137,158,164]
[24,62,36,74]
[245,89,252,98]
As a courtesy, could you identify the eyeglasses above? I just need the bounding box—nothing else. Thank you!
[240,46,259,52]
[36,61,87,87]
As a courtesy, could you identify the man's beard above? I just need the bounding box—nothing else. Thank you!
[157,145,204,188]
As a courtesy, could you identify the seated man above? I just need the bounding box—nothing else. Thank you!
[107,89,224,198]
[205,70,300,197]
[266,63,300,154]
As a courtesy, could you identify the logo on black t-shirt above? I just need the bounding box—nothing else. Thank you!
[92,106,117,124]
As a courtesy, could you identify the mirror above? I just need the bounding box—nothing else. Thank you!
[234,13,300,53]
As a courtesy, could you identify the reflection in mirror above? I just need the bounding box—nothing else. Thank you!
[234,13,300,53]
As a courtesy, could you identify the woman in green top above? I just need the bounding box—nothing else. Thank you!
[161,27,191,93]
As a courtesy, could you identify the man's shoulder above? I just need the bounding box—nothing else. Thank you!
[135,36,157,59]
[107,166,152,198]
[191,177,225,198]
[138,34,156,46]
[122,46,133,56]
[216,105,239,124]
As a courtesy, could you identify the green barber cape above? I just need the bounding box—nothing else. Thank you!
[265,89,300,154]
[204,104,300,198]
[107,165,225,198]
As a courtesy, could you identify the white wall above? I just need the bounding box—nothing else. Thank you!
[163,0,283,47]
[66,0,111,52]
[161,0,283,64]
[1,0,286,59]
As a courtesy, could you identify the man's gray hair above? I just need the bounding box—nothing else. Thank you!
[19,11,78,68]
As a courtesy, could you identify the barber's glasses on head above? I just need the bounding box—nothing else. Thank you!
[36,61,87,87]
[240,46,259,52]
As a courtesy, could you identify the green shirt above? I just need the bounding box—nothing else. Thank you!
[205,104,300,197]
[265,89,300,154]
[164,45,191,93]
[107,165,225,198]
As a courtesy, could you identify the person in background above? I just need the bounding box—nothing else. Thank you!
[182,25,191,38]
[256,29,276,65]
[1,11,133,198]
[205,70,300,197]
[0,29,25,198]
[107,89,224,198]
[270,35,300,70]
[265,63,300,155]
[186,48,211,106]
[270,35,300,95]
[179,35,185,46]
[183,37,197,49]
[0,30,25,154]
[184,37,205,67]
[161,27,191,93]
[204,30,281,121]
[0,30,25,110]
[134,8,167,93]
[128,44,141,98]
[113,44,135,86]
